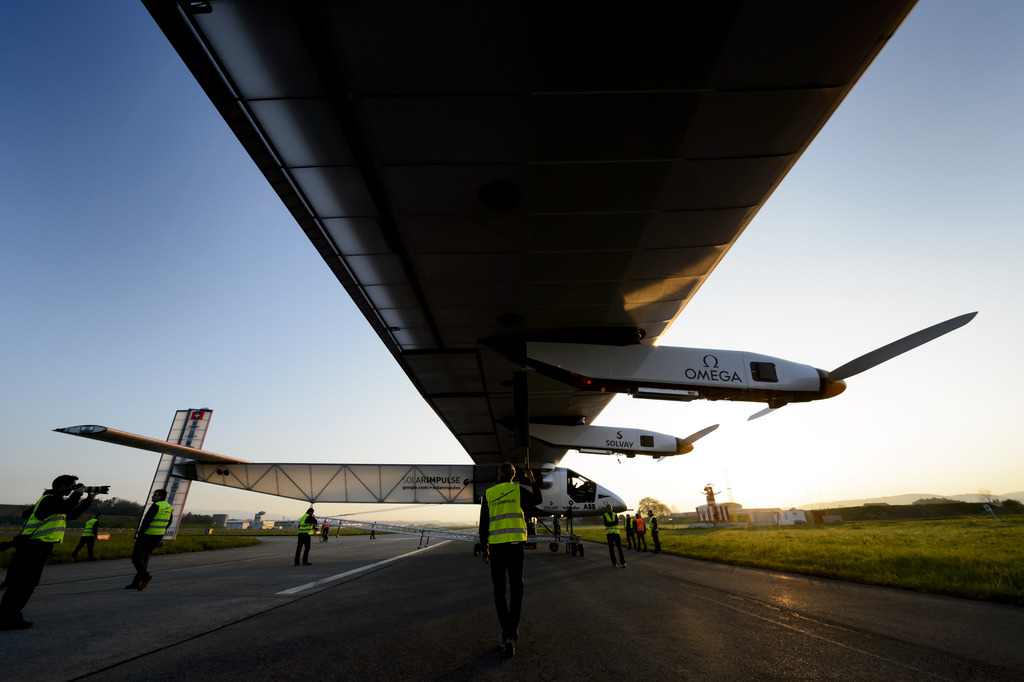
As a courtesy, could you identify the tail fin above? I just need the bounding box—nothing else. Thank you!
[144,409,213,540]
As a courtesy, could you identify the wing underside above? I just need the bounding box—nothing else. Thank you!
[144,0,918,466]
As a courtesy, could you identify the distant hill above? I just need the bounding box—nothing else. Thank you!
[799,491,1024,509]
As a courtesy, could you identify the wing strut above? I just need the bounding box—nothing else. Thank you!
[514,371,531,470]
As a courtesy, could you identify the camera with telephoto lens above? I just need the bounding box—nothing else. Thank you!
[80,485,110,494]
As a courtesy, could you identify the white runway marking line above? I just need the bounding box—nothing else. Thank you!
[277,540,450,595]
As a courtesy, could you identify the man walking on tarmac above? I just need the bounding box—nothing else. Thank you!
[624,512,636,550]
[603,504,627,568]
[128,489,173,591]
[479,462,541,659]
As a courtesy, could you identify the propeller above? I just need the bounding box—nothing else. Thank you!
[658,423,719,461]
[748,312,977,421]
[827,311,976,381]
[682,423,720,445]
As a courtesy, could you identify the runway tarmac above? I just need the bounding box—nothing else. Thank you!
[1,534,1021,681]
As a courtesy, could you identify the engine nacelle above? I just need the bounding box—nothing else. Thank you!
[530,423,690,457]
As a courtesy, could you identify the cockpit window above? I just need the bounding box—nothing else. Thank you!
[566,470,597,504]
[750,361,778,382]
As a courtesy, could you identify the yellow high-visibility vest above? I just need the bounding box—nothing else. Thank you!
[298,513,315,534]
[83,518,99,537]
[485,482,527,544]
[144,501,173,536]
[603,511,619,535]
[20,494,67,543]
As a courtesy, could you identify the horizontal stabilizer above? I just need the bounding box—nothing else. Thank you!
[54,425,249,464]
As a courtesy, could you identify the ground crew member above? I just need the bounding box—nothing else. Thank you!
[603,504,627,568]
[648,510,661,553]
[295,507,318,565]
[634,512,648,552]
[624,513,636,550]
[479,462,541,659]
[128,489,173,591]
[0,474,96,630]
[71,513,102,560]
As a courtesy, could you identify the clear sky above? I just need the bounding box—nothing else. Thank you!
[2,2,1021,524]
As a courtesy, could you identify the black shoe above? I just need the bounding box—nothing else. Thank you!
[125,583,140,590]
[302,562,312,566]
[0,617,32,630]
[503,639,515,658]
[622,562,628,568]
[138,574,152,591]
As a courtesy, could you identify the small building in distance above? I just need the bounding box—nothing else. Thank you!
[729,506,809,526]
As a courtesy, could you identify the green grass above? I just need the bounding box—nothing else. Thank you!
[0,529,260,567]
[578,517,1024,606]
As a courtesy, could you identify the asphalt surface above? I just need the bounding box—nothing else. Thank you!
[1,534,1021,681]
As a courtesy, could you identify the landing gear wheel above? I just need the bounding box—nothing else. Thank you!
[549,543,558,553]
[577,542,584,557]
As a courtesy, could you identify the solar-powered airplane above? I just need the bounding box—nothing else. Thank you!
[59,1,974,536]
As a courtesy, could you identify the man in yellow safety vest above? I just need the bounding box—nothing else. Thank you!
[603,504,627,568]
[648,510,662,553]
[128,489,173,591]
[479,462,541,658]
[295,507,318,566]
[71,513,102,561]
[0,474,96,630]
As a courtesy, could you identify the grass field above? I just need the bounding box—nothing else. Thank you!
[577,517,1024,606]
[0,527,375,568]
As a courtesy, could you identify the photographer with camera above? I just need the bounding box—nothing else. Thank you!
[0,474,97,630]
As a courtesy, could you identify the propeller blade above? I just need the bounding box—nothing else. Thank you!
[828,312,977,381]
[659,424,720,461]
[681,423,719,445]
[747,407,776,421]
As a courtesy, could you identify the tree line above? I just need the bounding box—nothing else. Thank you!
[2,496,217,526]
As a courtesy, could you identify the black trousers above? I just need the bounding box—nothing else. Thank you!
[636,531,647,551]
[488,542,525,643]
[0,539,53,621]
[625,529,635,550]
[651,529,661,553]
[72,536,96,559]
[295,533,311,564]
[131,535,163,582]
[605,533,626,565]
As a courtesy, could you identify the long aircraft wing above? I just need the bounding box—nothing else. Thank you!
[53,426,249,464]
[144,1,918,468]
